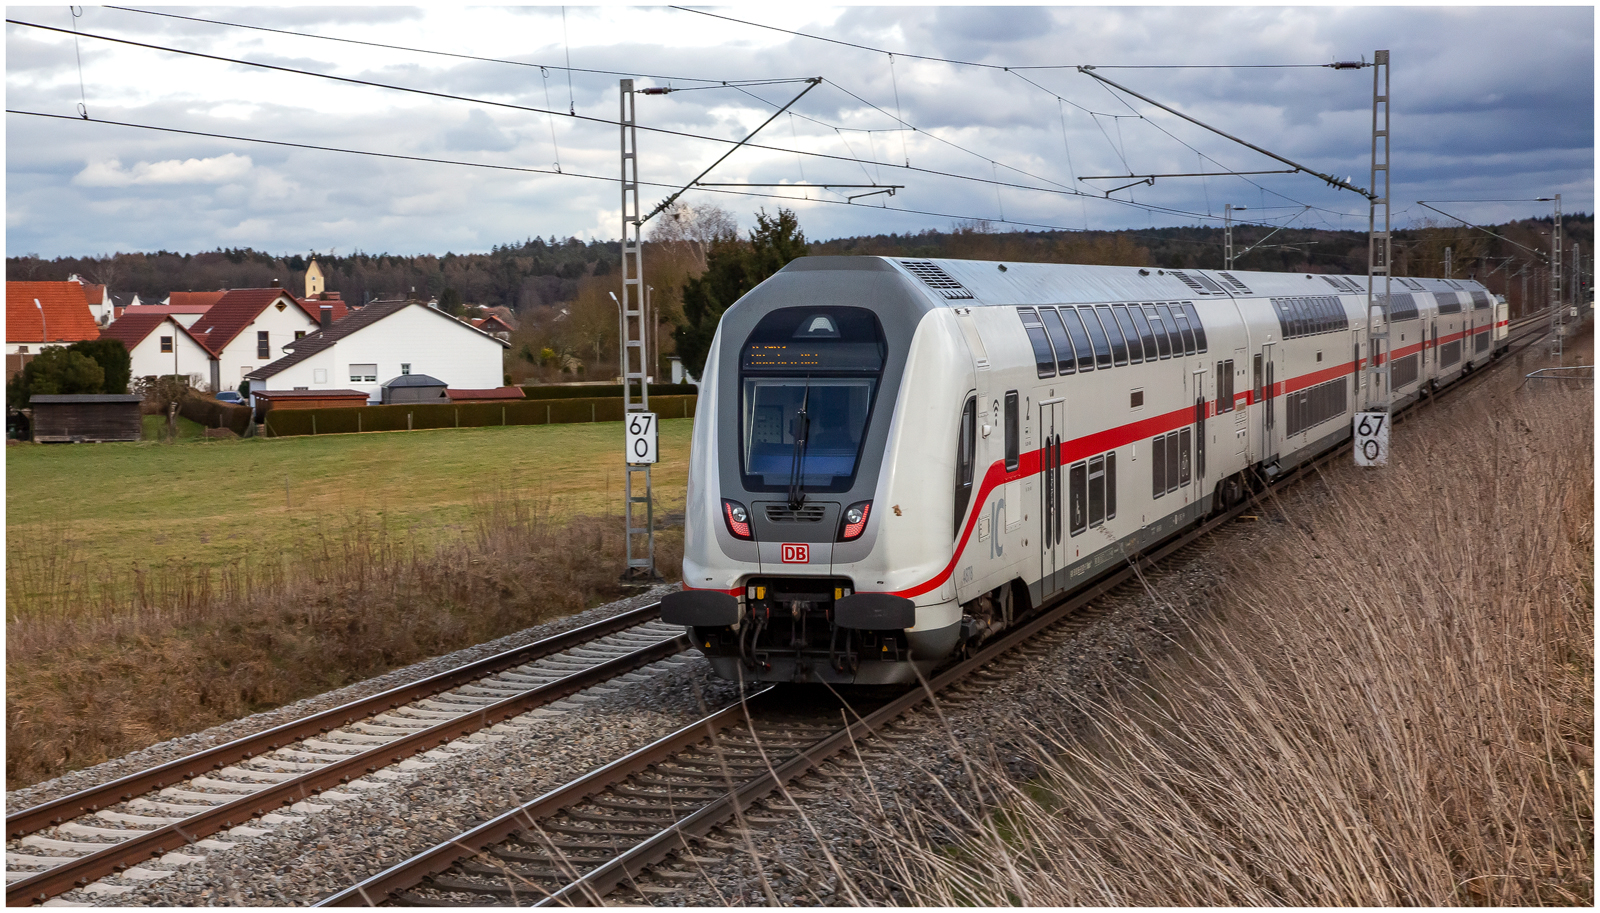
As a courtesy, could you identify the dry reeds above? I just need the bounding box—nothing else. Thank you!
[6,483,683,787]
[847,380,1592,905]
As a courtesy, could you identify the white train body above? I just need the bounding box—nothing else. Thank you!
[663,257,1498,684]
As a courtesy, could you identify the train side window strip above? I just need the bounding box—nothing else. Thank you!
[1143,304,1174,359]
[1004,391,1020,472]
[1069,461,1088,536]
[1151,433,1167,497]
[1057,306,1097,372]
[1105,451,1116,520]
[1180,301,1208,352]
[1039,307,1078,376]
[1017,307,1059,379]
[954,396,976,540]
[1156,303,1193,355]
[1095,305,1130,366]
[1087,455,1105,529]
[1077,306,1114,369]
[1111,305,1144,364]
[1127,304,1159,360]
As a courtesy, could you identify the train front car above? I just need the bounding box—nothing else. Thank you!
[663,257,967,684]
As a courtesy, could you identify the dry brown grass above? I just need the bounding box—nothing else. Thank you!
[6,485,682,787]
[846,378,1592,904]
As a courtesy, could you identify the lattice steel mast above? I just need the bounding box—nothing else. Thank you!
[1363,50,1392,413]
[619,79,657,582]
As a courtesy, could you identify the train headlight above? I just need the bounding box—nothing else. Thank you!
[722,499,753,540]
[839,500,872,541]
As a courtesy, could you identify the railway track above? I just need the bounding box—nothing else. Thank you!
[318,312,1563,907]
[5,604,693,905]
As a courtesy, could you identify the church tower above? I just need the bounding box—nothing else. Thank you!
[305,256,325,298]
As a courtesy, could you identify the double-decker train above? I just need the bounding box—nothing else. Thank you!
[661,256,1508,684]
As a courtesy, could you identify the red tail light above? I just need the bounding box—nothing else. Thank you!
[722,499,753,540]
[839,501,871,541]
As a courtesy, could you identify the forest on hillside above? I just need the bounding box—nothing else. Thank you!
[10,209,1590,383]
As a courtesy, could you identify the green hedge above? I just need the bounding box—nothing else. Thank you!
[262,394,698,437]
[518,383,698,400]
[178,394,253,435]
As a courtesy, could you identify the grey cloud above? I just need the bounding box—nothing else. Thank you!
[443,109,517,152]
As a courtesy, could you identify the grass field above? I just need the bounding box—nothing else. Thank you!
[8,418,693,581]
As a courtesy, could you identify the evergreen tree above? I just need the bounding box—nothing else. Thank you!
[6,347,106,406]
[67,338,132,394]
[673,208,808,379]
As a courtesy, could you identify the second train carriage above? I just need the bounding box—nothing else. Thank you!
[662,256,1500,684]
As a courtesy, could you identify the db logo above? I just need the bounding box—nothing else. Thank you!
[781,543,810,564]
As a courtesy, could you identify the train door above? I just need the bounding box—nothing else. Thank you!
[1038,398,1065,599]
[1232,347,1249,455]
[1192,367,1207,492]
[1260,343,1277,463]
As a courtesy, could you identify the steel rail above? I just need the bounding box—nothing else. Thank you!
[8,602,664,841]
[317,688,776,906]
[8,613,685,906]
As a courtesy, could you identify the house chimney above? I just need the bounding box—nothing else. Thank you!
[269,278,281,288]
[320,304,333,331]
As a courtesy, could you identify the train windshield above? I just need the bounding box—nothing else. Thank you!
[739,306,886,492]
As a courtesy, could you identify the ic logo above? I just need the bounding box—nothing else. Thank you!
[781,543,809,564]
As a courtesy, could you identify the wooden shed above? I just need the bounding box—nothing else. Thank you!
[29,394,144,442]
[251,389,371,421]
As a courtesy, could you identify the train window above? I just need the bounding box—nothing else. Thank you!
[1095,305,1129,366]
[1289,298,1310,337]
[1152,434,1167,498]
[1159,304,1194,356]
[1143,304,1174,359]
[1087,455,1105,528]
[1069,461,1087,536]
[1017,308,1058,379]
[1252,353,1263,400]
[1178,428,1192,487]
[1037,308,1076,376]
[1111,305,1143,364]
[1216,360,1233,413]
[1130,389,1144,409]
[1077,307,1114,370]
[1180,302,1208,352]
[1106,452,1117,519]
[1165,433,1181,494]
[1271,298,1292,338]
[1057,307,1097,372]
[1307,297,1325,333]
[1128,305,1159,360]
[954,396,976,540]
[1004,391,1019,471]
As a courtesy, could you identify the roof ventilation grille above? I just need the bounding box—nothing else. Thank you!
[1444,279,1464,289]
[1217,271,1253,294]
[1169,270,1223,294]
[898,260,974,299]
[1397,277,1424,291]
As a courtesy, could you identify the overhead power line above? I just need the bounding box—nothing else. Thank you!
[103,5,809,87]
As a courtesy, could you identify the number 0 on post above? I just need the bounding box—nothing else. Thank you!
[626,412,658,464]
[1353,410,1388,467]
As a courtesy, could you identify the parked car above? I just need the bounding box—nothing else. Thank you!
[215,391,245,405]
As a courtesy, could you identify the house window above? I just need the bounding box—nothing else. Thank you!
[18,346,28,354]
[257,331,270,359]
[350,364,377,383]
[160,335,173,353]
[295,330,306,340]
[401,363,411,375]
[313,368,328,384]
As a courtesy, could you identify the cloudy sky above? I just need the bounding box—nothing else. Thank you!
[6,5,1593,258]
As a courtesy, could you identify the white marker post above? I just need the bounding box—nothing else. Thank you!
[1353,411,1388,466]
[626,412,658,464]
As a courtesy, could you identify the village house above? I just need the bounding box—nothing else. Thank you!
[245,298,509,405]
[99,312,214,386]
[6,281,101,380]
[185,284,334,393]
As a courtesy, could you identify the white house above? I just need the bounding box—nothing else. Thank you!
[186,286,329,393]
[245,299,509,404]
[100,312,213,387]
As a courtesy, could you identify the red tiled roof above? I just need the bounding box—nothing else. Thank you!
[81,283,106,306]
[169,291,227,310]
[472,315,514,333]
[448,386,526,401]
[6,282,101,344]
[186,288,304,354]
[295,296,348,323]
[100,313,208,352]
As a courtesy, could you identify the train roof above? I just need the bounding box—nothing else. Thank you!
[779,256,1486,309]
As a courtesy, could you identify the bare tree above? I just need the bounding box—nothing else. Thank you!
[647,202,738,271]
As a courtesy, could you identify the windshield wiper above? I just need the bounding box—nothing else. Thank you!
[786,378,812,510]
